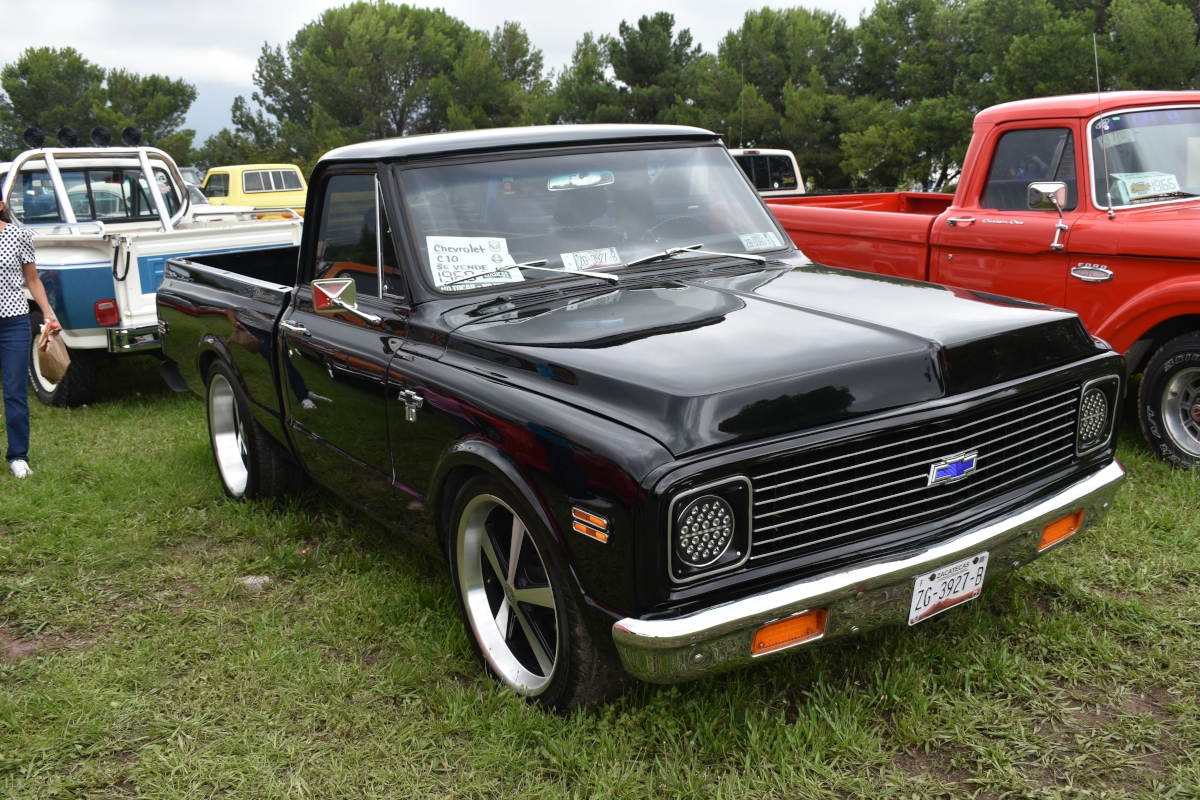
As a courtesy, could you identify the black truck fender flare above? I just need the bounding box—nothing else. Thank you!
[428,438,562,561]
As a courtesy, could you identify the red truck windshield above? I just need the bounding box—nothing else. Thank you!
[396,145,786,293]
[1090,106,1200,207]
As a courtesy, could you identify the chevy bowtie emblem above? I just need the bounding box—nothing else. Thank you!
[312,278,354,311]
[928,451,978,486]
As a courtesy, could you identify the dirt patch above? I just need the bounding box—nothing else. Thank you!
[893,748,991,799]
[0,626,47,663]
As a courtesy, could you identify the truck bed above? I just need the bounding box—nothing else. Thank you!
[766,192,951,281]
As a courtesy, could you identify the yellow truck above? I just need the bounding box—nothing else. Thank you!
[201,163,308,215]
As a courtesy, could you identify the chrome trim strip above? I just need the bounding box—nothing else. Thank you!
[753,387,1076,484]
[612,460,1125,683]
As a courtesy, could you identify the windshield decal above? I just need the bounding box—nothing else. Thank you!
[739,232,783,252]
[427,236,524,290]
[561,247,621,271]
[1111,172,1180,204]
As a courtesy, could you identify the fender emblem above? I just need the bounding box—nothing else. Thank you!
[1071,263,1114,282]
[928,452,978,486]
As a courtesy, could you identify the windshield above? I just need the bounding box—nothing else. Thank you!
[397,144,788,292]
[1090,106,1200,207]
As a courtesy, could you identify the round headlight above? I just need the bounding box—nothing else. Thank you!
[675,494,735,568]
[1079,387,1108,444]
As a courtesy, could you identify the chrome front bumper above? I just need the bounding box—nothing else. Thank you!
[612,460,1126,683]
[106,325,160,353]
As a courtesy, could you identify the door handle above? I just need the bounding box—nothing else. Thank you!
[946,217,976,227]
[280,319,309,335]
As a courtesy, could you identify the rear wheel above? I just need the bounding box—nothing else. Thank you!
[205,361,300,498]
[28,311,97,407]
[1139,333,1200,468]
[449,475,626,712]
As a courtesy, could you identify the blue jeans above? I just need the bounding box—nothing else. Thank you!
[0,313,31,463]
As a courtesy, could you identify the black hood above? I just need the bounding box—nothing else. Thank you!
[440,262,1095,456]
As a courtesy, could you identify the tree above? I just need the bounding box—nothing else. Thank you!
[1108,0,1200,89]
[553,33,625,123]
[0,47,197,162]
[606,12,701,123]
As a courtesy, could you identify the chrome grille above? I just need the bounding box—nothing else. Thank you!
[749,386,1079,564]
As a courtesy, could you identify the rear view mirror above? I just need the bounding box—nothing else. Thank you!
[312,277,357,314]
[1027,182,1068,212]
[548,171,615,191]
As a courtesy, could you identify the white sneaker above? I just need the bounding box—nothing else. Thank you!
[10,460,31,479]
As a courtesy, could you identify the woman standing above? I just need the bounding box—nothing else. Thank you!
[0,198,58,478]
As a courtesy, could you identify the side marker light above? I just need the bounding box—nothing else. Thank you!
[751,608,828,656]
[571,507,609,543]
[1039,510,1084,551]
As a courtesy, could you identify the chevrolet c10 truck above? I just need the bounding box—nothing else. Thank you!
[769,91,1200,468]
[157,124,1125,710]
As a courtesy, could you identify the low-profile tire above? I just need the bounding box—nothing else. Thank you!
[205,361,301,499]
[28,311,97,407]
[448,475,627,712]
[1139,332,1200,468]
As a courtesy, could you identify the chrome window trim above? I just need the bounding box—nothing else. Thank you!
[667,475,753,585]
[1085,103,1200,212]
[1076,374,1121,456]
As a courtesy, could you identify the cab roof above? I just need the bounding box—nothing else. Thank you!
[318,124,719,164]
[975,91,1200,125]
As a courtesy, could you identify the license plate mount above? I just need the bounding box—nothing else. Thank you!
[908,552,989,626]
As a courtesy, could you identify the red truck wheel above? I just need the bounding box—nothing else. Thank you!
[1139,333,1200,468]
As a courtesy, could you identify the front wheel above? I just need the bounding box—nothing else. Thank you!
[1139,333,1200,467]
[205,361,300,499]
[28,312,96,407]
[449,475,626,712]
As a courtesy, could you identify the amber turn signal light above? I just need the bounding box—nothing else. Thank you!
[571,507,609,543]
[1039,509,1084,551]
[751,608,828,656]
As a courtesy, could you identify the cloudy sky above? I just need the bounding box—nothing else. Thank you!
[1,0,876,143]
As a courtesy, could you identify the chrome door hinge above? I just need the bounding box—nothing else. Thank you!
[398,389,423,422]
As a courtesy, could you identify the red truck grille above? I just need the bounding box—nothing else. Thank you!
[748,385,1080,565]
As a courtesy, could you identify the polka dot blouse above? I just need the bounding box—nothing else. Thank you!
[0,223,36,318]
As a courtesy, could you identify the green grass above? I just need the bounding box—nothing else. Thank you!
[2,356,1198,799]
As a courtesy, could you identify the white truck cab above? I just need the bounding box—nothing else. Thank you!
[729,148,805,196]
[1,135,302,406]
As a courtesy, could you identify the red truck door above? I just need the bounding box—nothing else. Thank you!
[931,125,1084,307]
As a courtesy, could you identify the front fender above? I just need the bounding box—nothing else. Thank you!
[1094,276,1200,354]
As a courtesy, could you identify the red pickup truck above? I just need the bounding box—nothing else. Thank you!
[769,91,1200,467]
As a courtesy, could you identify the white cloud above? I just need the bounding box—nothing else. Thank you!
[0,0,875,140]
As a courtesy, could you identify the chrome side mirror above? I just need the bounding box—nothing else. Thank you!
[312,277,381,324]
[1027,181,1067,212]
[1027,181,1069,251]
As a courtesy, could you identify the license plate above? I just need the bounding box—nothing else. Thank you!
[908,552,989,626]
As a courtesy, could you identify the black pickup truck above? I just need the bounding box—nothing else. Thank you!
[157,125,1126,711]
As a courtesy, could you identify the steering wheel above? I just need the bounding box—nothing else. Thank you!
[642,215,709,242]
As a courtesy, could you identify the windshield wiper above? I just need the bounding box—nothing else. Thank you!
[1134,190,1200,203]
[624,243,768,268]
[442,259,620,289]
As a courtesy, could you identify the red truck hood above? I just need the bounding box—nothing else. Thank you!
[443,262,1096,456]
[1072,201,1200,259]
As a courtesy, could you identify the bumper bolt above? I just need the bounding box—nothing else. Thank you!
[692,651,708,665]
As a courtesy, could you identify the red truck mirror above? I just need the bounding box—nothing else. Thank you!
[1027,182,1068,212]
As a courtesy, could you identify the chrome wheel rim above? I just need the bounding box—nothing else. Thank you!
[457,494,559,695]
[30,335,59,392]
[208,373,249,497]
[1162,367,1200,458]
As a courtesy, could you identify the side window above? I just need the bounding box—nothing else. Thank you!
[244,171,266,193]
[60,171,90,219]
[152,169,181,215]
[12,171,63,224]
[769,155,798,190]
[205,173,229,198]
[380,190,404,298]
[983,128,1078,211]
[281,170,304,190]
[125,172,161,219]
[312,174,380,298]
[750,156,771,190]
[89,171,128,218]
[734,155,754,184]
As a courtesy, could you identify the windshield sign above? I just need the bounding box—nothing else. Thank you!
[1091,107,1200,207]
[397,145,787,292]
